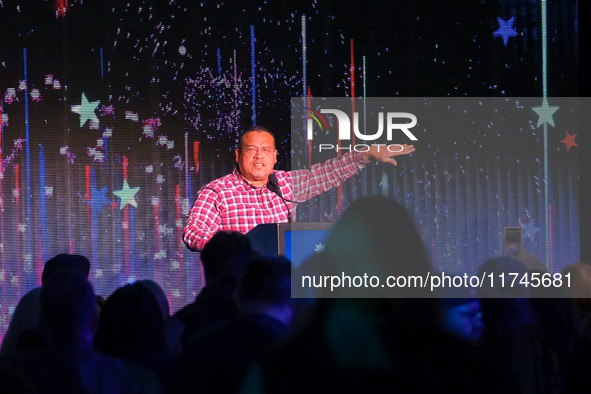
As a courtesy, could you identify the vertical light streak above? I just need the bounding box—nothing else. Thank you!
[122,156,130,277]
[549,203,553,272]
[23,49,32,264]
[541,0,550,267]
[349,39,356,200]
[85,165,92,256]
[217,47,222,78]
[153,198,160,285]
[250,25,256,126]
[175,184,182,296]
[302,15,306,98]
[15,164,21,300]
[362,56,367,196]
[184,132,190,210]
[0,99,4,291]
[100,47,104,79]
[192,138,199,175]
[38,145,47,283]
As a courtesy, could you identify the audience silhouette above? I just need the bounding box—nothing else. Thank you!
[0,202,588,393]
[3,270,158,393]
[169,255,293,394]
[93,281,172,382]
[173,231,253,345]
[244,196,504,393]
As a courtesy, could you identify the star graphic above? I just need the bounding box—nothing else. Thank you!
[314,242,325,253]
[521,222,540,242]
[493,17,518,46]
[561,131,578,151]
[532,98,559,128]
[71,93,100,128]
[113,179,140,210]
[87,185,112,213]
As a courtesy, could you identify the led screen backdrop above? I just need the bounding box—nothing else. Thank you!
[0,0,579,338]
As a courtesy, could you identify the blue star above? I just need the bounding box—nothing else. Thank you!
[71,93,100,128]
[532,98,559,128]
[493,17,517,46]
[88,185,112,213]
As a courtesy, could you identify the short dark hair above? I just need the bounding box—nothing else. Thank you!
[237,125,275,149]
[201,231,253,281]
[42,254,91,284]
[93,281,166,359]
[236,255,291,307]
[40,271,96,339]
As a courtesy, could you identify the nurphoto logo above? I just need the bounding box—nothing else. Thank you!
[305,106,418,153]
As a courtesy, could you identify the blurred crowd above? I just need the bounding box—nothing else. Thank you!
[0,196,589,393]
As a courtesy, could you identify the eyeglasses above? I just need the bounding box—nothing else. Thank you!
[240,146,275,155]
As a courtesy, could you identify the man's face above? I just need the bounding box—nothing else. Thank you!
[235,131,277,187]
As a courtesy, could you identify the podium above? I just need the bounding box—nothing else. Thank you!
[246,223,333,267]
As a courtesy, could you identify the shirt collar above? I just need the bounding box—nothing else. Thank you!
[232,167,265,189]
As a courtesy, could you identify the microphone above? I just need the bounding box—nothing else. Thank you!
[267,173,292,222]
[267,174,333,223]
[267,173,284,197]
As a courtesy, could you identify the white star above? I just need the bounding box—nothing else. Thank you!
[314,243,325,253]
[532,98,559,128]
[113,179,140,210]
[71,93,100,128]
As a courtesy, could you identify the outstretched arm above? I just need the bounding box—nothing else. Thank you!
[290,145,414,202]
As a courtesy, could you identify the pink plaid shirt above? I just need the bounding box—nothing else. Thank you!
[183,151,369,251]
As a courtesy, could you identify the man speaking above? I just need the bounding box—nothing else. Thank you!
[183,125,414,251]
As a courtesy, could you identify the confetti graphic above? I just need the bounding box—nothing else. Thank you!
[0,0,581,340]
